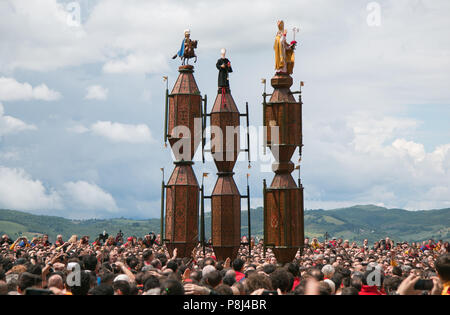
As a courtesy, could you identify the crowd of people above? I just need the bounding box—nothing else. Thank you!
[0,232,449,295]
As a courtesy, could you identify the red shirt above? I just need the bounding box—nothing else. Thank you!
[292,277,301,291]
[359,285,383,295]
[235,271,245,282]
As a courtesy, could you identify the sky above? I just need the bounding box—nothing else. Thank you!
[0,0,449,219]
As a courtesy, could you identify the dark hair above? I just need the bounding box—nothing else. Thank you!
[263,264,276,275]
[216,261,224,271]
[113,280,131,295]
[215,284,233,295]
[270,269,291,293]
[129,283,139,295]
[245,273,272,294]
[351,278,362,292]
[223,275,236,286]
[144,276,160,291]
[435,253,450,282]
[18,272,41,292]
[392,266,402,277]
[0,257,12,273]
[232,258,244,272]
[0,281,7,295]
[88,284,114,295]
[70,271,91,296]
[341,287,359,295]
[82,255,98,272]
[151,259,162,269]
[190,270,202,283]
[167,260,178,273]
[7,277,18,293]
[126,256,139,270]
[331,272,343,289]
[205,270,222,288]
[160,279,185,295]
[293,280,306,295]
[99,271,115,285]
[383,276,402,295]
[27,264,43,276]
[142,250,153,261]
[318,282,331,295]
[156,253,168,267]
[286,263,299,277]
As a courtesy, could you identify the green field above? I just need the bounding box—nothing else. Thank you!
[0,205,449,243]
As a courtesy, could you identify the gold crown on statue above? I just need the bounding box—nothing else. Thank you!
[277,20,284,31]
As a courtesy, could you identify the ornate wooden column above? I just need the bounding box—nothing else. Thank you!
[209,87,241,261]
[263,73,304,263]
[162,65,203,258]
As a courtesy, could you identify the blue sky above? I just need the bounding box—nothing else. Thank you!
[0,0,449,219]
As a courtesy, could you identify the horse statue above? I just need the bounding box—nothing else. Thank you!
[172,29,198,65]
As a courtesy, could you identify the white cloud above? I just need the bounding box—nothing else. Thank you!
[392,139,426,163]
[103,52,167,74]
[0,103,36,136]
[0,0,101,72]
[67,121,155,144]
[66,124,89,134]
[303,115,450,210]
[63,181,118,213]
[85,85,109,100]
[0,167,62,210]
[90,121,154,143]
[0,166,119,217]
[349,116,419,154]
[0,77,61,101]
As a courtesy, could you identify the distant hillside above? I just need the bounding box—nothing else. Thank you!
[0,205,448,243]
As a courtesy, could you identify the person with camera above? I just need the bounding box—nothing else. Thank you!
[142,233,156,249]
[9,236,30,251]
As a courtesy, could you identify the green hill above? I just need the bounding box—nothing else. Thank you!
[0,205,448,243]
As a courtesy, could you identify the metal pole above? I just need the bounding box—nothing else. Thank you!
[202,95,208,164]
[246,102,251,165]
[164,86,169,144]
[262,79,267,156]
[263,179,267,258]
[160,168,165,243]
[201,183,205,256]
[247,175,251,253]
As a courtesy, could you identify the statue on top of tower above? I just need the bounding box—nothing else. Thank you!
[172,29,198,65]
[274,20,298,75]
[216,48,233,89]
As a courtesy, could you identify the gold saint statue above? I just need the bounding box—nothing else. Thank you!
[274,20,296,75]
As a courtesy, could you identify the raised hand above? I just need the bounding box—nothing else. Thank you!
[396,274,420,295]
[184,284,210,295]
[182,268,191,282]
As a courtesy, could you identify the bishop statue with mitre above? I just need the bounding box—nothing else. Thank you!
[274,20,297,75]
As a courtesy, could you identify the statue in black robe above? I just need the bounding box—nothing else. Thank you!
[216,49,233,88]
